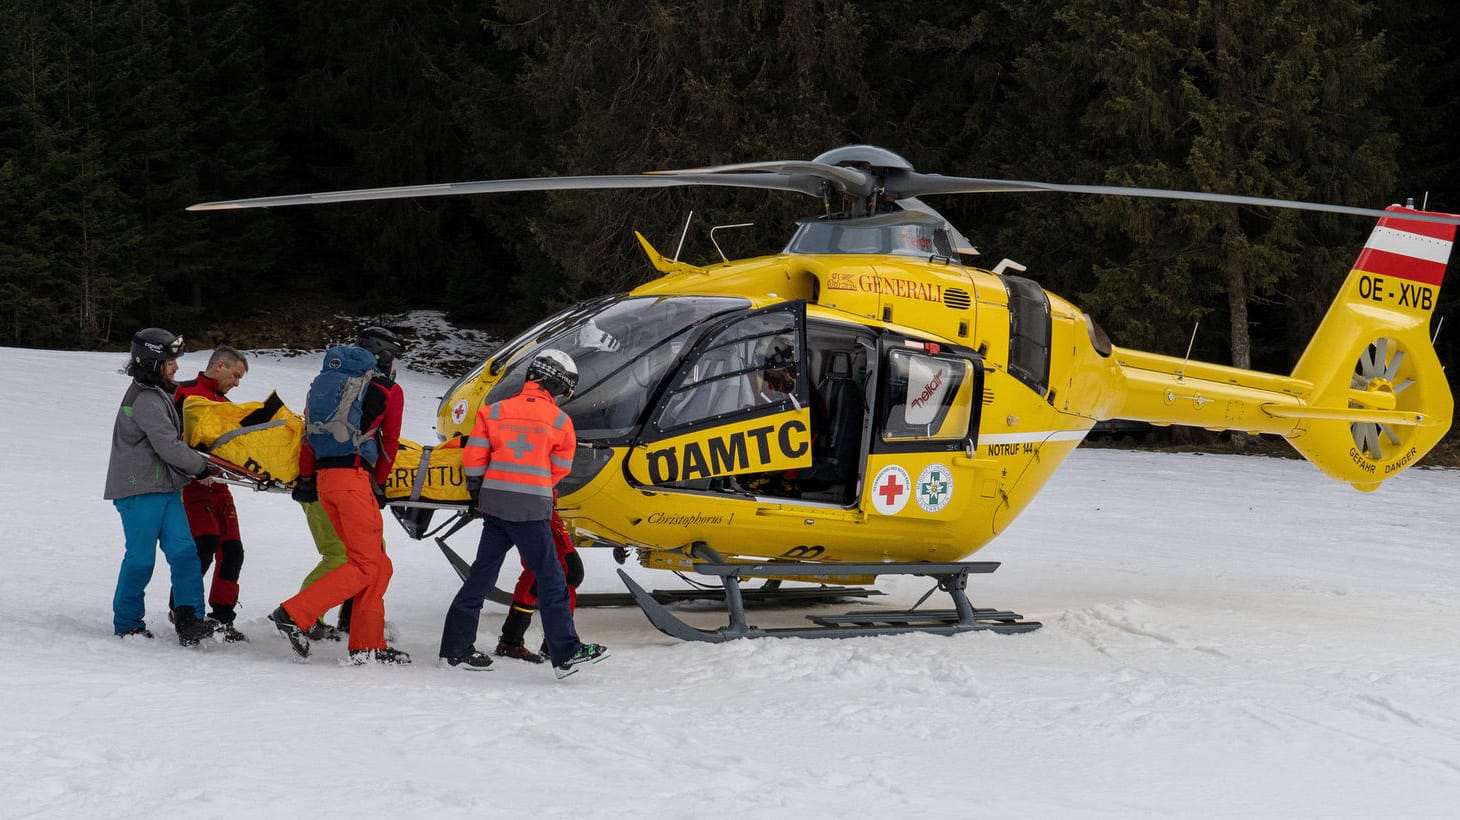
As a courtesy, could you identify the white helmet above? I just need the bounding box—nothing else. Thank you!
[526,349,578,399]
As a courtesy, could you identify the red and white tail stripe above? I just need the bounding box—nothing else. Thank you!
[1353,205,1457,287]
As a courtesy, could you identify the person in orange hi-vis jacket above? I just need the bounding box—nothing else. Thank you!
[438,349,609,679]
[269,327,410,665]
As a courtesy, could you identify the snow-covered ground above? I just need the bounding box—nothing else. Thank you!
[2,333,1458,818]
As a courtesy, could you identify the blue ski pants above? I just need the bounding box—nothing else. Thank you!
[113,492,205,634]
[440,514,581,665]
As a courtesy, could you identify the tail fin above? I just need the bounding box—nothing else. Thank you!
[1285,206,1455,490]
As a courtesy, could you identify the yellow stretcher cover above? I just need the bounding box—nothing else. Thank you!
[385,436,471,503]
[182,392,304,485]
[182,393,469,502]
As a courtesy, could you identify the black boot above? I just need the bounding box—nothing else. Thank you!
[499,606,534,647]
[210,603,236,625]
[268,606,311,658]
[210,603,248,642]
[336,598,353,634]
[173,606,220,647]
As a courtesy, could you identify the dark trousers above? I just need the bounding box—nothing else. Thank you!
[439,514,581,665]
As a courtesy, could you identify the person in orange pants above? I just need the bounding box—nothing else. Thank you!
[282,467,395,656]
[269,327,409,664]
[494,510,583,663]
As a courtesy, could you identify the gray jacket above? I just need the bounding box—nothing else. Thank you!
[103,380,208,500]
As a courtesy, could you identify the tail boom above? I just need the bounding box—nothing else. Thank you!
[1106,206,1454,491]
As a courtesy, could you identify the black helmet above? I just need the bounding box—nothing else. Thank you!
[357,326,405,371]
[131,327,184,366]
[525,349,578,399]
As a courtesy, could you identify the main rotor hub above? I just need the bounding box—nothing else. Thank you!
[812,145,915,172]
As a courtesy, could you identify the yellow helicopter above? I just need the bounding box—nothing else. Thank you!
[191,145,1458,641]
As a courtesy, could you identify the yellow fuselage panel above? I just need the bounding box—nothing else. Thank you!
[562,449,999,563]
[631,256,815,303]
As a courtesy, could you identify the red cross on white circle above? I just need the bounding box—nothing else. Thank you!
[878,473,905,505]
[871,465,911,515]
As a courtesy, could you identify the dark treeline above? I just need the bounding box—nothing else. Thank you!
[3,0,1458,384]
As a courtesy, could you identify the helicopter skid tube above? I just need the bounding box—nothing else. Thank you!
[617,550,1042,642]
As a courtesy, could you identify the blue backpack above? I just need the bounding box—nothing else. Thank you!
[304,345,380,463]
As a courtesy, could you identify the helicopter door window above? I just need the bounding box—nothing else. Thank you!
[652,308,807,434]
[878,348,977,445]
[1004,275,1052,396]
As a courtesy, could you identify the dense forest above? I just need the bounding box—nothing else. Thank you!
[2,0,1458,386]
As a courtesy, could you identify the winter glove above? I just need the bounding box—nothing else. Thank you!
[373,482,389,509]
[463,477,483,519]
[291,476,318,504]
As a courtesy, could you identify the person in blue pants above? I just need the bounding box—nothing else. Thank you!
[103,327,220,646]
[438,350,607,678]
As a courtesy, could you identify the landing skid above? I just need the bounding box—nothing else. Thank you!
[620,544,1042,642]
[390,509,1040,641]
[485,577,881,609]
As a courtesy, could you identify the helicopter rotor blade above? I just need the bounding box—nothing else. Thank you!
[187,143,1460,227]
[187,172,818,211]
[651,160,874,197]
[888,171,1460,226]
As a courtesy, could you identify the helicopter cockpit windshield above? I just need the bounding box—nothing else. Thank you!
[481,295,750,440]
[784,212,957,260]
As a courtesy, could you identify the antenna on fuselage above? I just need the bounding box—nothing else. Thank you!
[710,223,754,264]
[673,211,694,261]
[1177,321,1200,382]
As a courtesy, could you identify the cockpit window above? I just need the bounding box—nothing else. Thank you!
[483,295,750,439]
[785,213,955,259]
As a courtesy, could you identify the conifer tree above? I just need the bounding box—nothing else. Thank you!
[984,0,1397,372]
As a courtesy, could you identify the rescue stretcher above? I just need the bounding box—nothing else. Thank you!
[184,393,483,573]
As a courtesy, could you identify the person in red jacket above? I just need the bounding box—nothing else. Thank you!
[172,346,251,641]
[269,327,410,665]
[438,349,608,678]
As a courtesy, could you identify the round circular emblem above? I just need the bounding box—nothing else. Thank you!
[915,463,953,513]
[451,399,469,425]
[870,465,912,515]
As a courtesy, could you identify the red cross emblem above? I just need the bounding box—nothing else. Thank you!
[877,472,905,506]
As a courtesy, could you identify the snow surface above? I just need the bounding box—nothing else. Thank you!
[3,331,1459,818]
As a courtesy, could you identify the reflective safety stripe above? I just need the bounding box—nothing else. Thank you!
[549,454,573,469]
[466,436,490,449]
[489,404,501,420]
[211,418,287,451]
[410,446,433,501]
[553,411,568,429]
[482,478,553,497]
[464,464,487,478]
[489,462,552,478]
